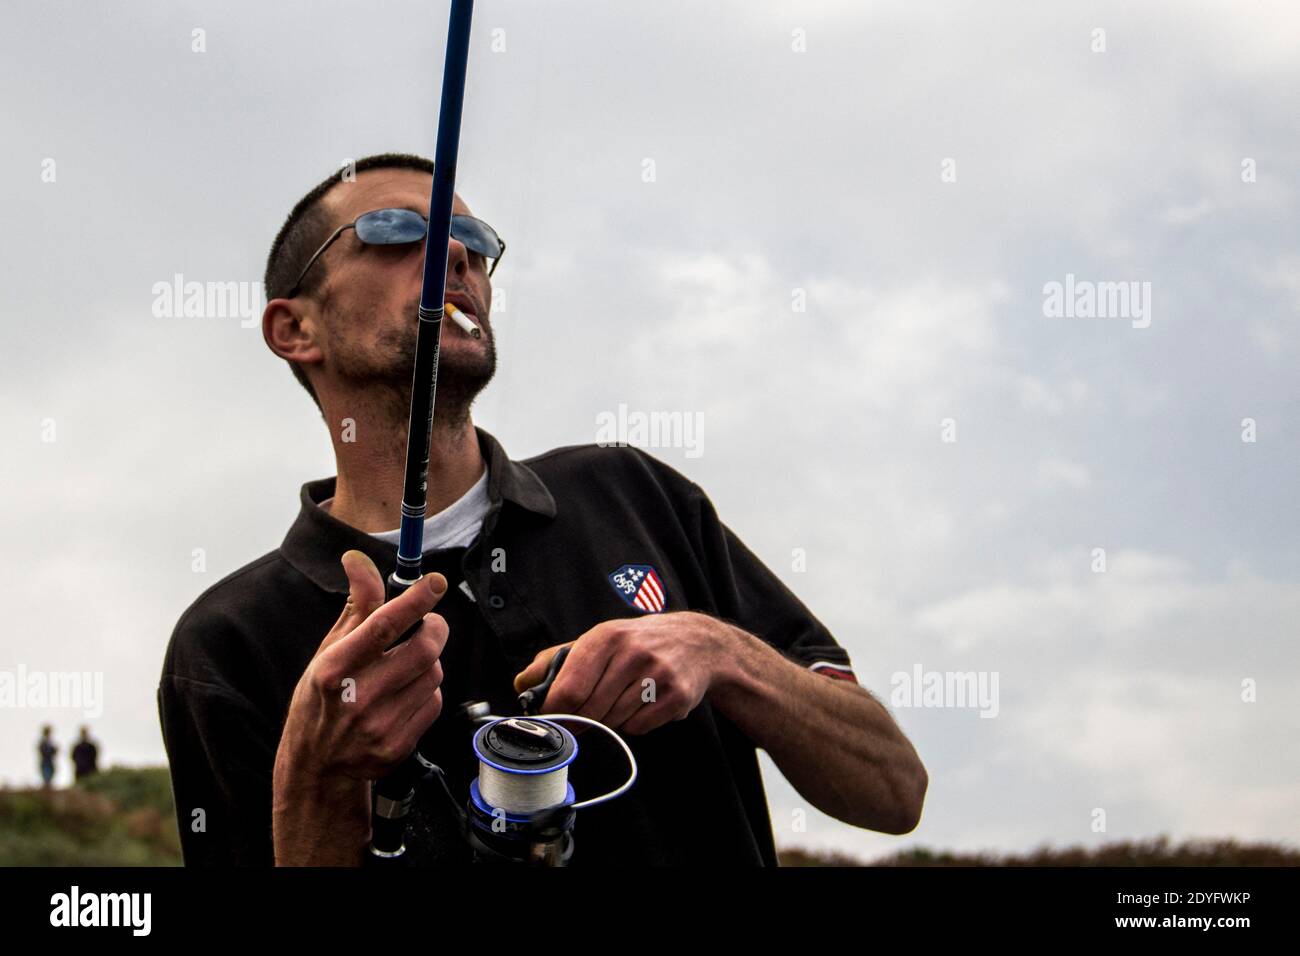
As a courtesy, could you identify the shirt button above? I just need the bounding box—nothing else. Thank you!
[488,595,506,610]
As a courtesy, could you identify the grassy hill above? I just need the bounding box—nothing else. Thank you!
[0,766,182,866]
[3,767,1295,866]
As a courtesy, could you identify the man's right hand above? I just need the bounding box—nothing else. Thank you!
[272,550,450,865]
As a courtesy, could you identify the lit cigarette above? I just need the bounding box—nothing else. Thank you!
[445,302,481,338]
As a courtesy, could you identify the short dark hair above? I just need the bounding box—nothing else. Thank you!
[264,153,435,412]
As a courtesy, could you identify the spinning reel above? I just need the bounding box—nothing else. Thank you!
[369,647,638,866]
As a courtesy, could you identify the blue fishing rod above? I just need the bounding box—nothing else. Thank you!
[368,0,476,862]
[392,0,474,595]
[367,0,637,865]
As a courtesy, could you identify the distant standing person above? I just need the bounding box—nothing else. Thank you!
[71,727,99,781]
[37,726,57,790]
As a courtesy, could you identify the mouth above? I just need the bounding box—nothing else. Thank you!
[444,290,480,324]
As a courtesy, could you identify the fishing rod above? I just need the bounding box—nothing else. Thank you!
[367,0,636,865]
[368,0,476,864]
[392,0,473,593]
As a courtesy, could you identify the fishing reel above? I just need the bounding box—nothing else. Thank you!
[368,647,638,866]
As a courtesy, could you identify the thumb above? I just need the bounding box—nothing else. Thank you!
[330,550,387,638]
[513,642,572,694]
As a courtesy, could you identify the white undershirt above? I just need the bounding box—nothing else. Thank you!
[322,466,491,552]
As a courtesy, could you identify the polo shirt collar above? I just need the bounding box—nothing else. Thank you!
[280,426,556,594]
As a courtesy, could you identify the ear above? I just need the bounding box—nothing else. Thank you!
[263,297,323,366]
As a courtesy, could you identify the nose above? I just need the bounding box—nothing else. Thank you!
[447,234,470,277]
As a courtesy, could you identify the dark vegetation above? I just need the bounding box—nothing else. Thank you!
[780,837,1300,867]
[0,766,181,865]
[3,768,1294,867]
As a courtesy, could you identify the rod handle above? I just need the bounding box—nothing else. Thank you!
[382,570,427,652]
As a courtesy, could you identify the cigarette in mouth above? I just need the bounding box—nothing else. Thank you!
[445,302,481,338]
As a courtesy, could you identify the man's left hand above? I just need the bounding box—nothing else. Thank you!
[513,612,737,735]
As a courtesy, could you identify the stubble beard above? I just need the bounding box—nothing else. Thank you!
[333,297,498,449]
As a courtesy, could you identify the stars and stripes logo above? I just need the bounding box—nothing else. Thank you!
[607,563,667,613]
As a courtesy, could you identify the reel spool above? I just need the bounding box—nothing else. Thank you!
[467,716,579,865]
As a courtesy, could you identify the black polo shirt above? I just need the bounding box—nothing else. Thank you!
[157,427,858,866]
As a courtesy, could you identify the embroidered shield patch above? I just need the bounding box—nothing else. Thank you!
[607,564,667,613]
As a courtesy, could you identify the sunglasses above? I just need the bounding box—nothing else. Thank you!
[288,208,506,297]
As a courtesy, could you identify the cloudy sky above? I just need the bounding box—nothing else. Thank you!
[3,0,1297,860]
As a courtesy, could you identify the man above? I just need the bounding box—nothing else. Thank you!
[71,726,99,782]
[37,726,57,791]
[158,153,927,866]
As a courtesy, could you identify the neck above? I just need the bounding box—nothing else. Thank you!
[325,400,485,534]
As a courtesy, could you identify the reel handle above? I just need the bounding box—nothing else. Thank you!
[518,645,572,715]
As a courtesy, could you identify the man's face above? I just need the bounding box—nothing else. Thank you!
[308,168,496,423]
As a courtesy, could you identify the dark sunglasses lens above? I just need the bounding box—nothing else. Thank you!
[452,216,504,258]
[355,208,427,245]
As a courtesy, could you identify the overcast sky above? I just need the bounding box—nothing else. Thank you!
[3,0,1297,860]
